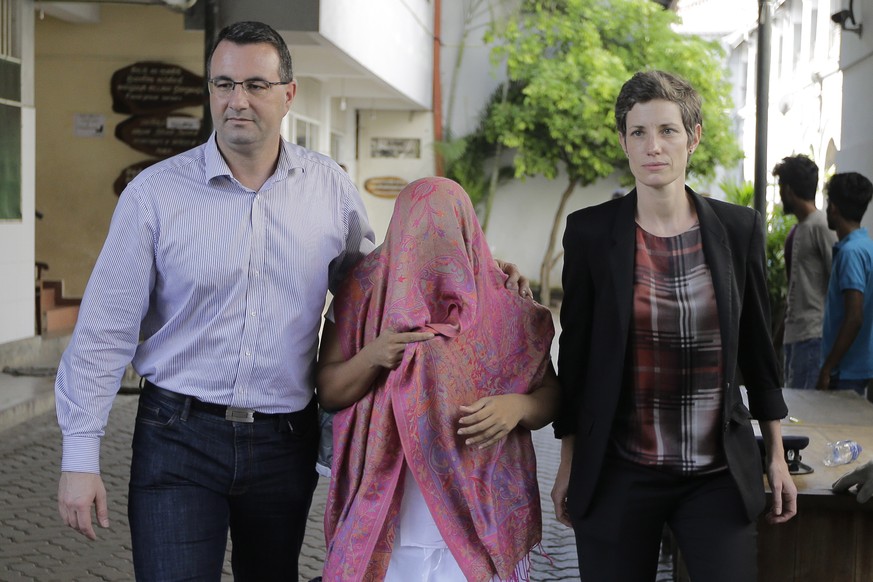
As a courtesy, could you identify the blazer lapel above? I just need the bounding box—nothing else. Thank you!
[690,190,736,373]
[610,190,638,337]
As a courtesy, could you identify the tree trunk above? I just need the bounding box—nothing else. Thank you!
[539,177,578,306]
[481,82,509,233]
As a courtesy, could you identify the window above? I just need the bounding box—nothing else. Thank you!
[0,0,21,61]
[330,131,343,164]
[283,113,319,151]
[810,7,818,59]
[0,0,21,220]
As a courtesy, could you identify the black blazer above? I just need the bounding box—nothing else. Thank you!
[554,188,788,521]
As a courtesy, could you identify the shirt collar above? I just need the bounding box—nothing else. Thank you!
[204,132,303,188]
[835,227,869,250]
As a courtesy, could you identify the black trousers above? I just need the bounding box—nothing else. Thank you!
[571,457,757,582]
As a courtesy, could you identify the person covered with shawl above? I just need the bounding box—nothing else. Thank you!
[317,177,559,582]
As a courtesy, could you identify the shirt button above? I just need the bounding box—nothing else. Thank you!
[250,311,257,317]
[245,350,251,357]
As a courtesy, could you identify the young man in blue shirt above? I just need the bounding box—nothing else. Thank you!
[817,172,873,395]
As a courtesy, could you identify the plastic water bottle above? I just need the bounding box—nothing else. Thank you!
[823,440,863,466]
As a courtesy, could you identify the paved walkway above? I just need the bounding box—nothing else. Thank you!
[0,389,583,581]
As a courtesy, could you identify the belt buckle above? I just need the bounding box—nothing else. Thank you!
[225,407,256,423]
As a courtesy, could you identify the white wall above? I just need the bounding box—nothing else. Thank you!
[0,0,35,344]
[836,0,873,231]
[487,173,623,288]
[355,109,436,243]
[439,0,516,137]
[320,0,433,109]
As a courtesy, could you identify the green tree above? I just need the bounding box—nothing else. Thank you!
[485,0,742,305]
[436,85,515,231]
[437,0,515,231]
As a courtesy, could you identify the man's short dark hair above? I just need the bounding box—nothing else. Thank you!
[772,155,819,201]
[827,172,873,223]
[207,21,294,83]
[615,70,702,146]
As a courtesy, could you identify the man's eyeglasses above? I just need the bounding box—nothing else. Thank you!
[208,78,291,98]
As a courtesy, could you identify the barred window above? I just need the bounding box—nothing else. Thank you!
[0,0,21,60]
[0,0,21,220]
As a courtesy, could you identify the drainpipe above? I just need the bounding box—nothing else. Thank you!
[433,0,444,176]
[753,0,771,218]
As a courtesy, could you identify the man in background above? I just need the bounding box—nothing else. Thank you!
[772,155,836,389]
[817,172,873,395]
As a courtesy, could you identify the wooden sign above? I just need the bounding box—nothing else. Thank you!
[115,113,203,158]
[111,61,204,115]
[113,160,159,196]
[364,176,408,198]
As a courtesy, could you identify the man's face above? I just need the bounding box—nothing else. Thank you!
[826,197,837,230]
[209,40,296,157]
[779,182,796,215]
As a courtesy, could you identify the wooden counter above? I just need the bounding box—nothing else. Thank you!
[757,389,873,581]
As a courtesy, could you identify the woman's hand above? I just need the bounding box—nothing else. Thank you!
[361,331,435,370]
[457,394,526,449]
[765,456,798,524]
[317,321,433,411]
[760,419,798,525]
[551,436,575,527]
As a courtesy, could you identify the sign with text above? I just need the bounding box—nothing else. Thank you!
[111,61,204,116]
[113,159,159,196]
[115,113,203,157]
[364,176,408,198]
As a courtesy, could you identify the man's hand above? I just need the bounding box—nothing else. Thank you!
[815,366,832,391]
[833,461,873,503]
[58,472,109,540]
[494,259,532,299]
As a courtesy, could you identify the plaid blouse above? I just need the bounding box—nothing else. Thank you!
[612,224,726,475]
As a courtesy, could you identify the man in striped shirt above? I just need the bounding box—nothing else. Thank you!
[54,21,373,581]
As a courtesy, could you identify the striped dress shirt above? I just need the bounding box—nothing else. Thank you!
[56,134,375,473]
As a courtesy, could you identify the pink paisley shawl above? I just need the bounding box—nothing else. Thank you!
[322,177,555,582]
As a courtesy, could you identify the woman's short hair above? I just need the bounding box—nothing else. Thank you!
[615,70,702,145]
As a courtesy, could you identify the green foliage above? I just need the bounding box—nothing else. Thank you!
[764,206,797,327]
[434,135,490,207]
[436,85,515,225]
[720,179,755,208]
[722,180,797,335]
[483,0,743,302]
[484,0,742,186]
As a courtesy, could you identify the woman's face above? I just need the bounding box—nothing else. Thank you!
[619,99,700,193]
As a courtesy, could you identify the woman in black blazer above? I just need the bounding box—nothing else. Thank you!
[550,71,797,581]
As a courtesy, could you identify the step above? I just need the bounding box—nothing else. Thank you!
[0,374,56,433]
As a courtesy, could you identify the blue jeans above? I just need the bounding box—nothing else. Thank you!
[128,385,319,582]
[783,338,822,390]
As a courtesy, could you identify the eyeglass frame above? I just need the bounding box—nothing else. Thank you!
[208,77,292,98]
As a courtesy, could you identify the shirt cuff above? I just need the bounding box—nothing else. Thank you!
[61,435,102,474]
